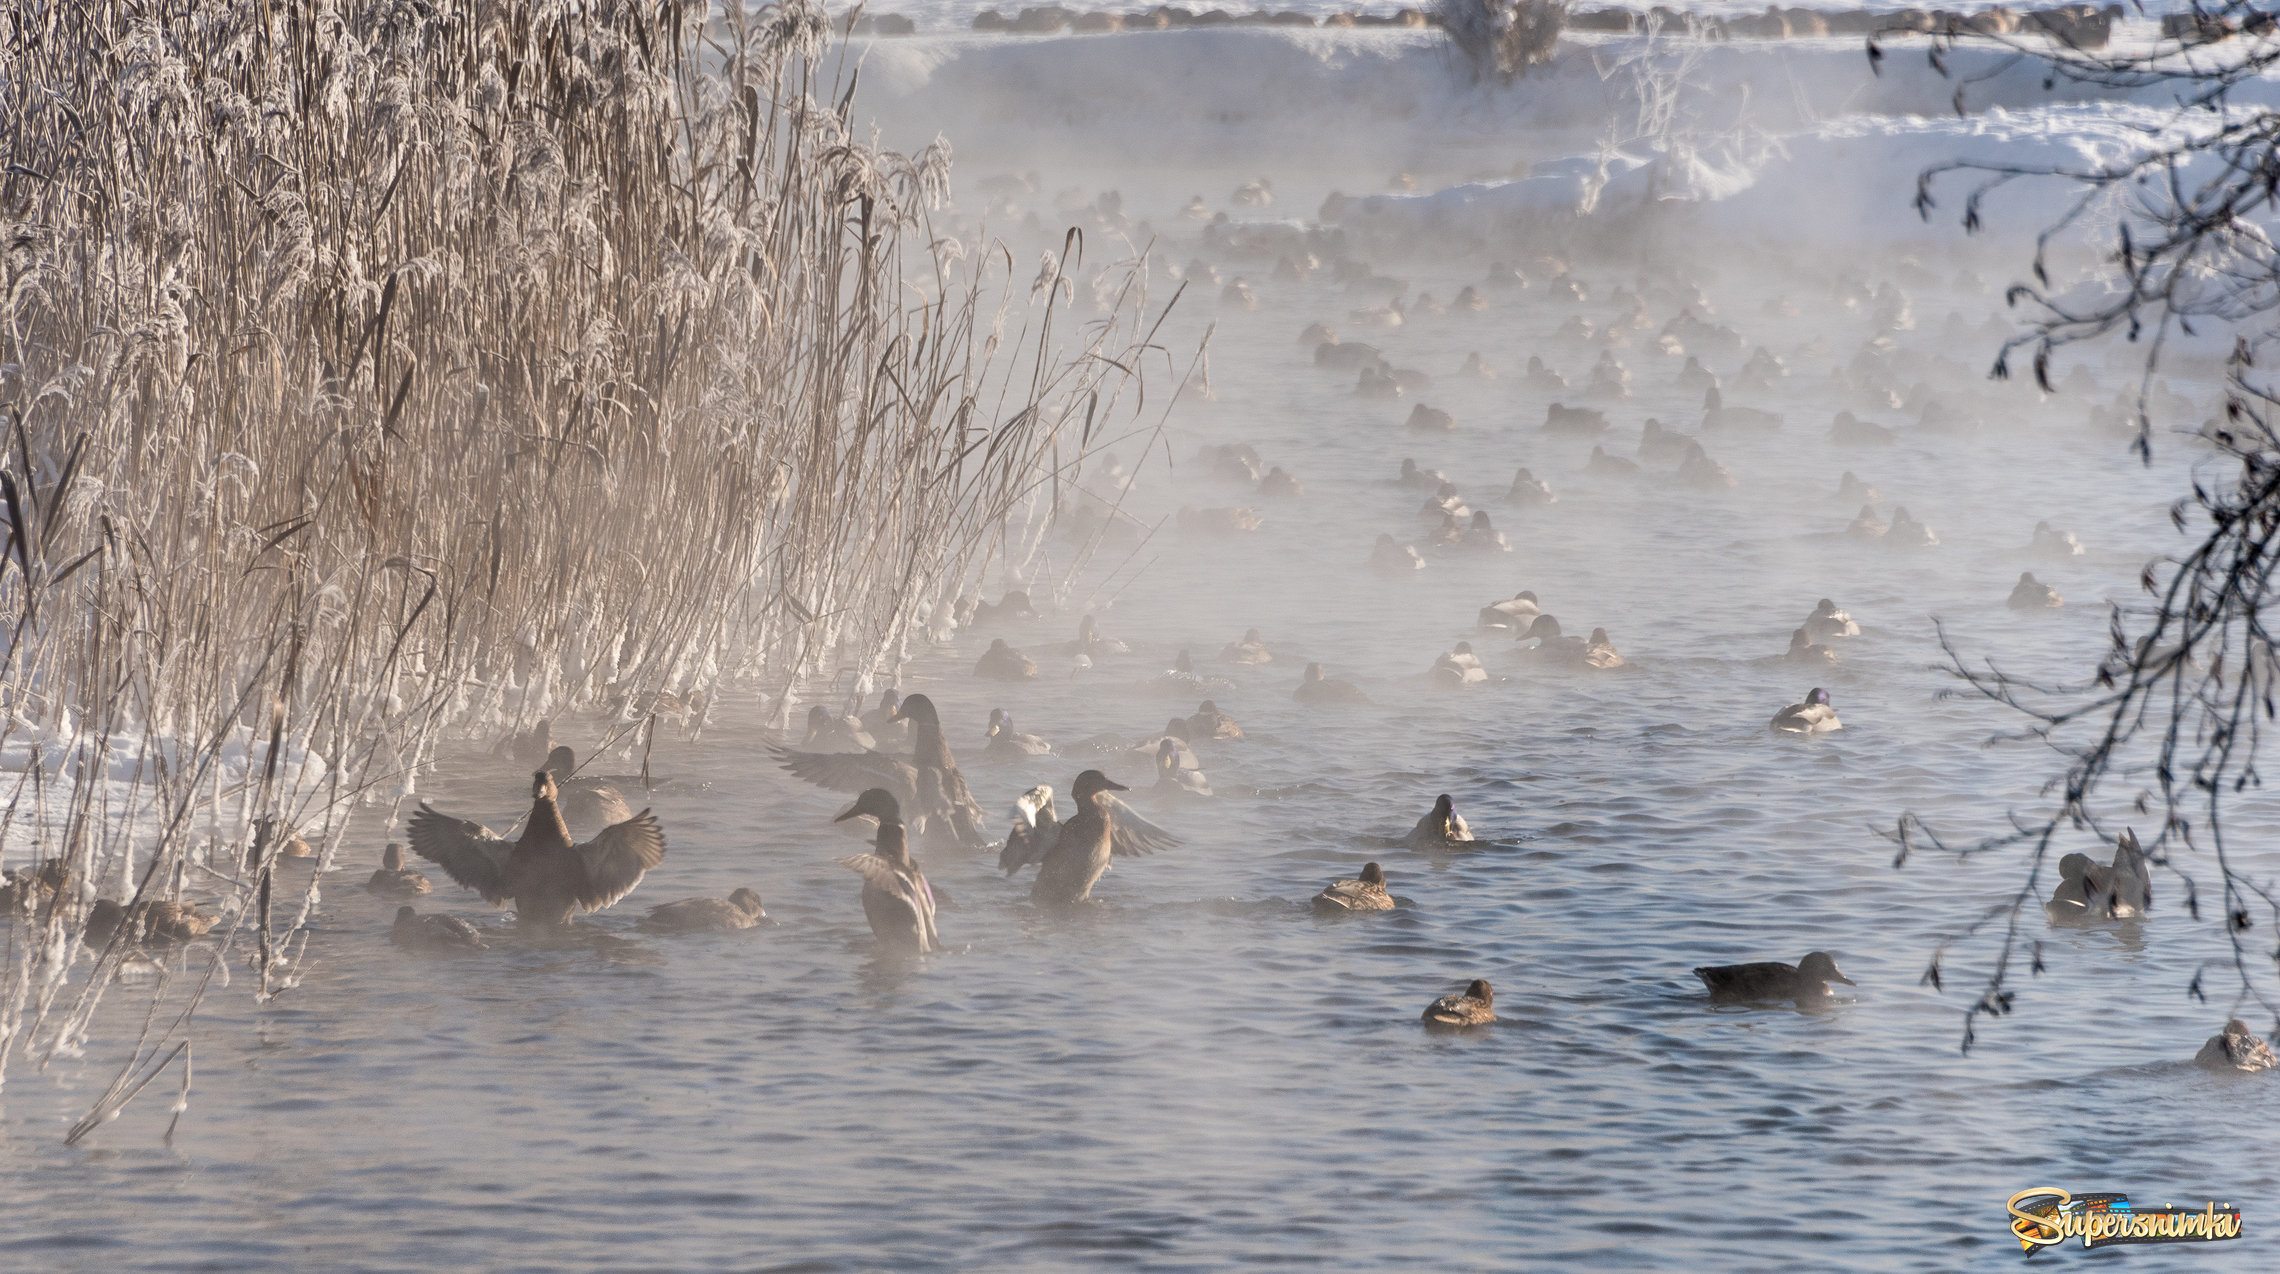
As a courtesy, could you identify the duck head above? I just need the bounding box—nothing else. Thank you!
[1302,662,1326,684]
[1452,642,1473,657]
[835,787,905,827]
[1241,629,1263,644]
[543,745,578,784]
[804,705,831,738]
[1514,467,1538,484]
[531,769,559,802]
[1797,951,1855,987]
[394,905,417,924]
[2019,571,2037,585]
[728,888,765,917]
[1523,613,1563,641]
[1470,511,1492,530]
[1078,614,1099,641]
[2225,1018,2253,1039]
[382,842,406,872]
[1805,687,1832,708]
[1589,628,1611,645]
[890,693,940,729]
[2057,852,2094,882]
[1464,978,1493,1005]
[1813,598,1837,616]
[879,688,901,714]
[1156,738,1181,773]
[1196,699,1222,716]
[1400,458,1420,479]
[1071,769,1128,806]
[1360,862,1386,886]
[1003,589,1036,617]
[1175,649,1194,674]
[1430,793,1459,832]
[987,707,1012,739]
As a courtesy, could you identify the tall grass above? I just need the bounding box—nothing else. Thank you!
[0,0,1161,1113]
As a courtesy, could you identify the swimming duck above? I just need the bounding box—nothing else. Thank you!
[1221,628,1273,665]
[1407,404,1457,433]
[976,638,1039,681]
[1370,534,1427,574]
[1506,468,1556,507]
[1583,627,1624,669]
[2193,1019,2278,1074]
[1429,642,1490,688]
[1523,355,1568,391]
[1186,700,1243,740]
[1478,590,1543,632]
[408,771,668,927]
[985,708,1053,759]
[641,888,767,933]
[1676,441,1736,491]
[1031,769,1180,907]
[1694,952,1855,1007]
[1835,471,1882,505]
[1828,410,1894,446]
[1460,511,1511,552]
[801,705,877,754]
[1421,979,1496,1028]
[1702,387,1782,431]
[1675,355,1719,394]
[1146,649,1233,698]
[2103,829,2152,918]
[773,693,988,847]
[1804,598,1860,639]
[365,843,432,898]
[542,746,637,836]
[0,859,68,916]
[1043,614,1130,659]
[970,589,1039,628]
[2008,572,2062,609]
[1423,511,1466,548]
[1585,351,1631,399]
[1458,351,1495,379]
[1259,466,1303,499]
[1295,663,1371,705]
[1770,687,1841,734]
[506,718,553,768]
[1637,419,1691,465]
[1397,458,1448,489]
[2031,520,2086,558]
[833,789,938,954]
[85,898,217,948]
[2044,852,2104,922]
[391,905,486,952]
[1420,481,1469,521]
[1885,505,1938,548]
[244,815,311,867]
[1514,614,1604,668]
[1406,794,1474,848]
[1846,504,1888,539]
[1586,446,1639,479]
[1154,738,1212,797]
[1200,441,1265,484]
[1543,403,1608,435]
[1314,862,1396,913]
[1785,627,1839,665]
[999,786,1061,875]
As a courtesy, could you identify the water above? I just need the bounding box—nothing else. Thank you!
[6,31,2277,1274]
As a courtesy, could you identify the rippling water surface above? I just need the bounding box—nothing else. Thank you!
[7,64,2279,1274]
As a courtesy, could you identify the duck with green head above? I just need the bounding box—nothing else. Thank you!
[834,789,938,953]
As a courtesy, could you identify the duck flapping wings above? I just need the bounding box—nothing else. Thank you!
[837,852,939,951]
[565,811,668,911]
[406,807,518,905]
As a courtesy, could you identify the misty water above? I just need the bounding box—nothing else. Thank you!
[7,23,2278,1274]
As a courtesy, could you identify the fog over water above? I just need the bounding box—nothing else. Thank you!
[5,19,2276,1274]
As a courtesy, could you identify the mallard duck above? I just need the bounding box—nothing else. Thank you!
[1702,386,1782,431]
[407,771,667,927]
[833,789,939,954]
[2194,1019,2278,1073]
[506,718,553,768]
[977,638,1039,680]
[542,746,637,836]
[1846,504,1888,539]
[1186,700,1243,740]
[1523,355,1567,391]
[1770,687,1841,734]
[1220,629,1273,665]
[2103,829,2152,918]
[0,859,68,915]
[1478,591,1542,632]
[1047,614,1130,659]
[1638,418,1690,465]
[1397,458,1448,489]
[391,905,486,952]
[1406,794,1474,848]
[1543,402,1608,435]
[1804,599,1860,639]
[366,843,432,898]
[1586,445,1640,479]
[2008,572,2062,609]
[1258,467,1303,499]
[1419,481,1469,522]
[1406,404,1457,433]
[85,898,217,948]
[2032,520,2086,558]
[1370,533,1427,573]
[2045,852,2103,921]
[1154,738,1212,797]
[970,589,1039,627]
[1677,441,1736,491]
[1458,351,1494,379]
[1836,471,1882,504]
[1295,663,1371,705]
[1430,642,1489,688]
[999,785,1061,875]
[1459,511,1511,552]
[1031,769,1180,907]
[1423,511,1465,548]
[641,888,766,933]
[1506,467,1556,507]
[244,815,311,866]
[1514,613,1597,666]
[1421,979,1496,1028]
[801,705,876,753]
[1314,862,1395,913]
[1785,627,1839,666]
[1675,355,1719,394]
[772,693,987,846]
[1885,505,1939,548]
[985,708,1053,759]
[1694,952,1855,1006]
[1583,628,1624,669]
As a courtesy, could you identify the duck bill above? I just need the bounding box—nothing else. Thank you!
[831,806,864,824]
[1101,778,1129,792]
[1830,972,1856,986]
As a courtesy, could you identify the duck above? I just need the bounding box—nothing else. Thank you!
[641,888,767,933]
[1421,979,1496,1028]
[408,771,668,926]
[245,815,311,866]
[390,905,487,952]
[1694,952,1855,1007]
[1430,642,1490,688]
[1785,627,1839,665]
[1676,441,1736,491]
[999,785,1061,875]
[1422,511,1465,548]
[1259,466,1303,499]
[2193,1019,2279,1074]
[1406,404,1457,433]
[84,898,217,948]
[2008,572,2062,609]
[1154,738,1212,797]
[0,859,69,916]
[505,718,554,768]
[1220,628,1273,664]
[1459,510,1511,552]
[1458,351,1495,379]
[1478,590,1543,632]
[1145,649,1233,698]
[1675,355,1719,394]
[1836,471,1882,504]
[365,843,432,898]
[1031,769,1180,907]
[1583,627,1625,669]
[1186,700,1243,740]
[542,746,637,836]
[970,589,1039,627]
[832,789,938,954]
[1514,613,1597,667]
[1828,410,1894,446]
[1846,504,1888,539]
[2103,829,2153,918]
[2032,520,2086,558]
[1804,598,1860,639]
[976,637,1039,680]
[773,693,987,847]
[1522,355,1568,391]
[1397,458,1448,489]
[1505,468,1556,507]
[1543,402,1608,435]
[1420,481,1469,521]
[1702,387,1782,431]
[1637,419,1691,465]
[860,689,913,750]
[801,705,876,754]
[1406,794,1474,848]
[984,708,1053,759]
[1295,663,1371,705]
[2044,852,2105,922]
[1586,446,1639,479]
[1885,505,1939,548]
[1370,534,1427,573]
[1314,862,1396,913]
[1770,687,1841,734]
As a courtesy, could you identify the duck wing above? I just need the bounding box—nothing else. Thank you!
[1102,795,1179,857]
[919,764,988,845]
[999,809,1062,875]
[406,804,518,904]
[568,810,668,911]
[839,857,940,949]
[770,743,922,803]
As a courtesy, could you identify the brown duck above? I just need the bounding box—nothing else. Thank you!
[365,843,432,899]
[772,693,986,846]
[407,771,666,926]
[1422,979,1496,1028]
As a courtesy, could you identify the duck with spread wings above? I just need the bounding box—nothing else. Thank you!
[771,693,986,846]
[1030,769,1181,907]
[832,789,940,953]
[407,771,667,927]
